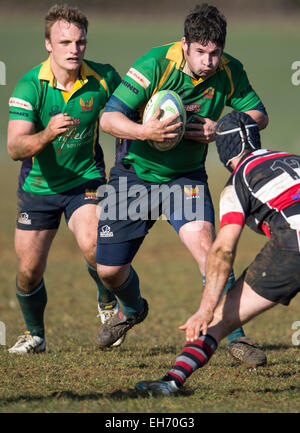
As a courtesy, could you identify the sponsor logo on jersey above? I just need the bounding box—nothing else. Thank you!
[80,96,93,111]
[122,80,139,95]
[9,110,28,117]
[85,189,97,199]
[184,186,200,197]
[49,105,61,116]
[59,124,94,150]
[185,104,201,112]
[9,97,33,111]
[202,87,215,98]
[292,188,300,200]
[99,225,114,237]
[17,212,32,225]
[127,68,150,89]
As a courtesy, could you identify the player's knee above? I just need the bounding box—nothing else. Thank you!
[97,264,129,289]
[78,234,97,262]
[83,246,97,268]
[195,228,214,255]
[17,268,43,292]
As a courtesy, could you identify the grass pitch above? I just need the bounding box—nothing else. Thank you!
[0,12,299,413]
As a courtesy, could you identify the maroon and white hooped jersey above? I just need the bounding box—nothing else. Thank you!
[219,149,300,251]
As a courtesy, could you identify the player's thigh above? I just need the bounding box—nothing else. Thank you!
[168,169,215,267]
[65,178,105,258]
[237,281,277,323]
[97,237,145,269]
[15,187,62,272]
[96,235,145,287]
[219,278,276,325]
[68,203,98,252]
[15,228,57,272]
[219,240,300,325]
[176,220,215,275]
[208,278,276,341]
[96,166,153,269]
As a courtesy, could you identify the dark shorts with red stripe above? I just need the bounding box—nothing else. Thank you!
[16,178,105,230]
[244,238,300,305]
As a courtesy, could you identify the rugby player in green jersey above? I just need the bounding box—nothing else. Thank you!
[94,3,269,367]
[7,4,124,353]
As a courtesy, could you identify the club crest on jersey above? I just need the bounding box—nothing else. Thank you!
[49,105,61,116]
[184,186,200,198]
[80,96,93,111]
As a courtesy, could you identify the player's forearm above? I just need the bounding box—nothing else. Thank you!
[199,244,235,314]
[100,112,146,141]
[7,129,51,161]
[244,110,269,131]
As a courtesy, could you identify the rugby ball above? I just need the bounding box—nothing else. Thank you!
[142,90,186,151]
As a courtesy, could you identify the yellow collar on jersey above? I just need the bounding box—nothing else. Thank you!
[38,57,107,89]
[166,41,230,85]
[38,57,108,102]
[38,57,88,89]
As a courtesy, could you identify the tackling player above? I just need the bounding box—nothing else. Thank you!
[95,3,268,367]
[135,111,300,395]
[7,4,123,353]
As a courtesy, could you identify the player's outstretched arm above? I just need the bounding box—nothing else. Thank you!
[7,113,75,161]
[100,109,182,143]
[179,224,243,340]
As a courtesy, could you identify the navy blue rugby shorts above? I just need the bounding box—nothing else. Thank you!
[96,164,215,266]
[16,178,105,230]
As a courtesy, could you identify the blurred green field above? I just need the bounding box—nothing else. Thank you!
[0,11,299,414]
[1,13,300,152]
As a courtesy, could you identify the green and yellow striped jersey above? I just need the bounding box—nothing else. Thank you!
[9,58,121,194]
[110,42,264,183]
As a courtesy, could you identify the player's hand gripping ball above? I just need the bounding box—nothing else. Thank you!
[143,90,186,151]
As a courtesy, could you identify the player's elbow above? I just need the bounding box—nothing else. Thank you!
[7,139,29,161]
[212,243,235,264]
[259,113,269,130]
[100,112,112,134]
[7,141,20,161]
[245,110,269,131]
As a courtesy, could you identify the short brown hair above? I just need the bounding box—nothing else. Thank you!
[184,3,226,48]
[45,4,88,40]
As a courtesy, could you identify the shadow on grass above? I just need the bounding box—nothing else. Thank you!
[0,387,193,406]
[254,385,299,394]
[261,343,295,351]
